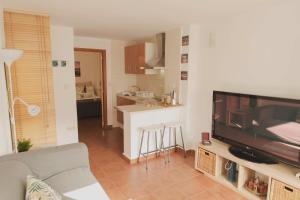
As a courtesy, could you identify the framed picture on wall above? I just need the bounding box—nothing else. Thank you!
[182,35,189,46]
[181,71,188,80]
[75,61,81,77]
[181,54,188,64]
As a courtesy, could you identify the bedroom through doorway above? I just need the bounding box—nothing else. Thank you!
[74,48,108,136]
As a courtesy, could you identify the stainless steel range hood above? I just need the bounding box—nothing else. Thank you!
[143,33,165,74]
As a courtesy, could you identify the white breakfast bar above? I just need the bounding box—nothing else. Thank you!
[116,104,183,161]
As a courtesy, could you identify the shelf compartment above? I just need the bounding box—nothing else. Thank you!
[239,166,269,200]
[218,157,239,188]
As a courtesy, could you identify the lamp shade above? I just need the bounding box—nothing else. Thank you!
[27,105,41,117]
[0,48,23,66]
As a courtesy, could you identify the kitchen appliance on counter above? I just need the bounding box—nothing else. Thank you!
[120,91,135,96]
[171,90,177,105]
[161,90,178,106]
[136,91,154,98]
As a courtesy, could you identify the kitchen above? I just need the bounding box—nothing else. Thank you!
[115,33,185,162]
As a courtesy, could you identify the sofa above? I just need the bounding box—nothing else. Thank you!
[0,143,110,200]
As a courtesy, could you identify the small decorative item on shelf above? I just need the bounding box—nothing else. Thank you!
[225,160,237,183]
[17,138,33,152]
[201,132,211,145]
[245,177,268,197]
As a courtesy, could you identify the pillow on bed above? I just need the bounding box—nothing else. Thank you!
[82,93,93,98]
[86,86,95,97]
[76,93,83,100]
[76,86,84,94]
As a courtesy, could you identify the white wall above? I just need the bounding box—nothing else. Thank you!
[74,36,113,125]
[51,26,78,145]
[0,4,13,155]
[189,1,300,148]
[111,40,136,127]
[165,28,181,97]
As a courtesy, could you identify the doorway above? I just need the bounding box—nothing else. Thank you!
[74,48,108,129]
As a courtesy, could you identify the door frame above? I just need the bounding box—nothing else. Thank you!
[74,47,108,128]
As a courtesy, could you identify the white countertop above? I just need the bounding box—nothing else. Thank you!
[117,95,142,102]
[116,104,183,113]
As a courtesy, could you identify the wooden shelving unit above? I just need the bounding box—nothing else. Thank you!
[195,139,300,200]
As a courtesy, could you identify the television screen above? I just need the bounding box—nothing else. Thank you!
[212,91,300,167]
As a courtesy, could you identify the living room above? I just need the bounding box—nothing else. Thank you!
[0,0,299,200]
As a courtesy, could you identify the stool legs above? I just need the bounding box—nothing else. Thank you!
[138,130,145,163]
[155,130,158,158]
[146,131,150,170]
[174,127,177,152]
[180,126,187,158]
[137,129,166,170]
[168,127,171,163]
[162,125,186,163]
[160,127,167,164]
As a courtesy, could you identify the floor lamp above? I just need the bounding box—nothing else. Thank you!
[0,49,41,153]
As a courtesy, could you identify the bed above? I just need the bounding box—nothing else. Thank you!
[76,82,102,119]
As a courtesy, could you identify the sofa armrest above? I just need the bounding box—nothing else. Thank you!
[0,143,90,180]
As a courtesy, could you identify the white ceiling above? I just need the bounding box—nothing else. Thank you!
[2,0,281,40]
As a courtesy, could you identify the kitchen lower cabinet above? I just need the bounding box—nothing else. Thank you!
[117,96,136,124]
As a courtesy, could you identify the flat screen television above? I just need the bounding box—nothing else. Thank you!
[212,91,300,168]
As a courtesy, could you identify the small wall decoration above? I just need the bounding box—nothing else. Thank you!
[52,60,59,67]
[181,54,188,64]
[182,35,189,46]
[61,60,67,67]
[181,71,188,80]
[75,61,81,77]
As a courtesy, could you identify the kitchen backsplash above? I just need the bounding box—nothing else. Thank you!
[136,74,164,97]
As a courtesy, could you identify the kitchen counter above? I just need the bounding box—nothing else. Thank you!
[119,103,183,161]
[117,94,143,102]
[116,104,183,113]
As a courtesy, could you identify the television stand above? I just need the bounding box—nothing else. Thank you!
[195,139,300,200]
[229,146,278,164]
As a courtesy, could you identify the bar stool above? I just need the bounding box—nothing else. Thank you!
[137,124,165,170]
[162,122,186,163]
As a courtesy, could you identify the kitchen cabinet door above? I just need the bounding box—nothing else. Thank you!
[136,43,145,74]
[125,43,146,74]
[117,96,136,124]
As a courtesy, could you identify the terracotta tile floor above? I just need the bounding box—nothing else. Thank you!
[78,118,246,200]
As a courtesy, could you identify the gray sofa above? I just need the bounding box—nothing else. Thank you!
[0,143,108,200]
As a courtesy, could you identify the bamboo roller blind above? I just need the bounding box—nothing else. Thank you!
[4,11,57,148]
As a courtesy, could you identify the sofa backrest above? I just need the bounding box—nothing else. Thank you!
[0,143,90,200]
[0,160,33,200]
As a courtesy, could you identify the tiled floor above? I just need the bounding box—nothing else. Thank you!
[78,118,245,200]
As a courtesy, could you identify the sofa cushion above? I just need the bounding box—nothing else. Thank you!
[26,175,62,200]
[44,167,109,200]
[63,183,109,200]
[44,167,97,194]
[0,160,33,200]
[0,143,90,180]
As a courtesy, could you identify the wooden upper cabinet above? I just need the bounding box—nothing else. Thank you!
[124,43,155,74]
